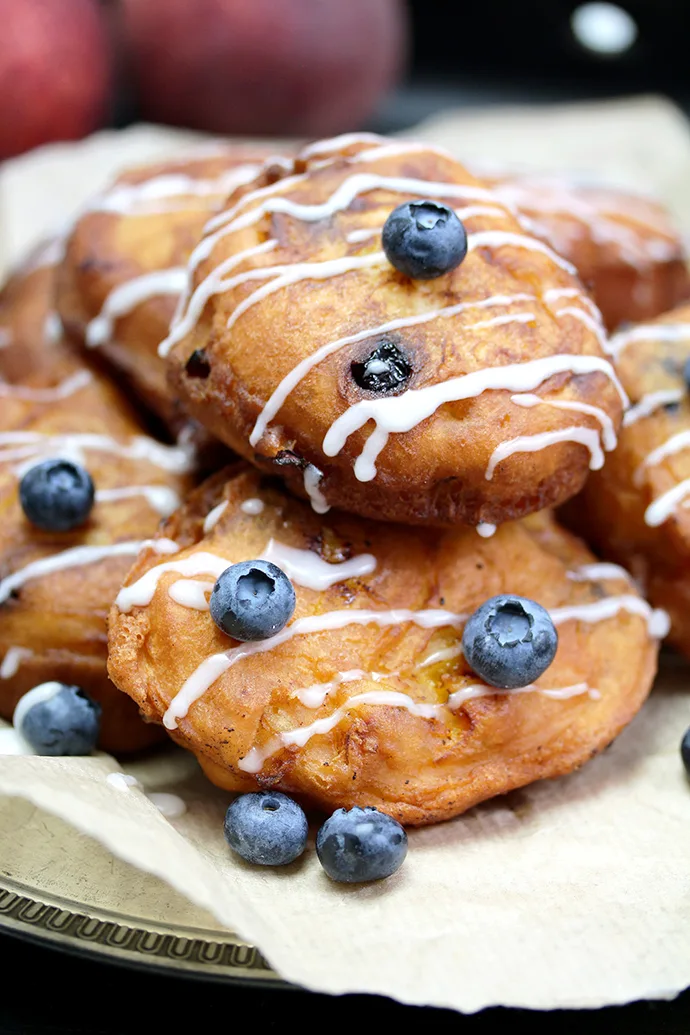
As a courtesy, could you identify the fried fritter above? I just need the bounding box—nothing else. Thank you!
[564,303,690,656]
[0,259,195,752]
[489,175,690,331]
[163,134,624,527]
[55,147,286,432]
[108,465,662,824]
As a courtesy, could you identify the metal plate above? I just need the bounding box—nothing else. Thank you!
[0,873,285,985]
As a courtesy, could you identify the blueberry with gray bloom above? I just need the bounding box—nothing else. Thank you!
[681,726,690,777]
[224,792,308,866]
[20,459,95,532]
[462,594,558,689]
[316,806,407,883]
[382,200,468,279]
[210,560,296,641]
[17,683,101,755]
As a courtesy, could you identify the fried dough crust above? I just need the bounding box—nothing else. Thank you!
[55,148,283,431]
[490,175,690,331]
[564,303,690,656]
[108,466,658,824]
[165,137,623,527]
[0,261,194,752]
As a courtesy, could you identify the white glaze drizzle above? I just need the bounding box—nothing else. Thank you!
[609,322,690,360]
[158,240,277,356]
[486,426,605,480]
[510,392,617,451]
[644,479,690,528]
[203,500,229,531]
[89,164,261,216]
[0,328,11,349]
[294,669,386,708]
[322,355,626,483]
[635,429,690,483]
[0,430,195,475]
[221,228,575,336]
[623,389,684,426]
[239,498,264,516]
[300,132,386,159]
[224,252,386,332]
[163,608,466,728]
[303,464,330,514]
[0,538,179,606]
[549,595,669,637]
[148,792,187,818]
[86,269,187,348]
[168,580,214,610]
[418,644,463,668]
[238,680,599,774]
[95,485,180,517]
[43,311,63,343]
[13,681,64,733]
[543,287,602,318]
[346,228,379,244]
[476,523,497,538]
[260,539,376,591]
[0,370,92,402]
[566,563,631,581]
[249,293,536,447]
[116,551,231,612]
[0,647,33,678]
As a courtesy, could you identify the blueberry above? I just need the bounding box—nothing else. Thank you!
[316,806,407,883]
[210,560,296,641]
[683,357,690,392]
[15,682,101,755]
[224,791,308,866]
[19,459,94,532]
[462,594,558,690]
[185,348,211,378]
[382,200,468,280]
[351,340,412,394]
[681,726,690,776]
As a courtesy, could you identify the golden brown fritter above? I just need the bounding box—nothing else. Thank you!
[0,260,195,752]
[55,147,286,432]
[488,175,690,331]
[164,135,624,528]
[563,303,690,656]
[108,465,661,825]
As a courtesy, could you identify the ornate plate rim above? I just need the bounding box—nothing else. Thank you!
[0,874,288,986]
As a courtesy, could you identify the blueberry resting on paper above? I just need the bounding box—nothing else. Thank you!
[681,726,690,777]
[19,459,94,532]
[382,200,468,279]
[15,682,101,755]
[224,792,308,866]
[316,806,407,883]
[461,594,558,689]
[210,560,296,641]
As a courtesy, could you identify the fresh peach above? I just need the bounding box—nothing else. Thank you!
[119,0,408,136]
[0,0,113,160]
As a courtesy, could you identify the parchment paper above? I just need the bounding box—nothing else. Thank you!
[1,97,690,1012]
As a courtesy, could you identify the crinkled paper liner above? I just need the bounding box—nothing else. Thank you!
[1,96,689,1012]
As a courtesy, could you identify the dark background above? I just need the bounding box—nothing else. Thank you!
[2,1,690,1031]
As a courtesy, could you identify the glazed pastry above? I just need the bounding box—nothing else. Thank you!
[564,304,690,657]
[488,174,690,331]
[163,133,625,528]
[0,258,195,752]
[107,465,663,825]
[56,147,288,432]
